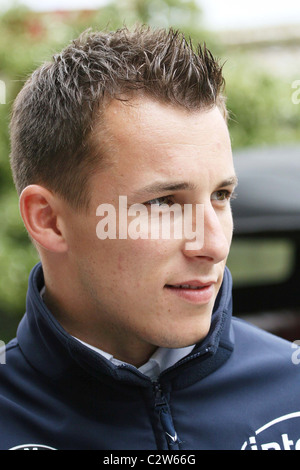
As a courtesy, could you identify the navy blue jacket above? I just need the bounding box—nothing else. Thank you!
[1,262,300,450]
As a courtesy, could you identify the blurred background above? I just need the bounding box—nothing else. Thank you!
[0,0,300,343]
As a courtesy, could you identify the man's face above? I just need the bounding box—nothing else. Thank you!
[61,98,236,363]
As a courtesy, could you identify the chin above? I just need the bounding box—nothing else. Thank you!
[151,320,212,350]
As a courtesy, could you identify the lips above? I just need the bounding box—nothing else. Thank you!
[165,280,216,289]
[171,284,206,289]
[164,280,216,304]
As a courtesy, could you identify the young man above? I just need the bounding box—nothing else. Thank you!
[1,26,300,451]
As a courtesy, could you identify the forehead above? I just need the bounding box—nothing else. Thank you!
[105,97,228,145]
[95,98,234,193]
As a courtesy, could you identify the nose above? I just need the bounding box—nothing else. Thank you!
[182,202,232,263]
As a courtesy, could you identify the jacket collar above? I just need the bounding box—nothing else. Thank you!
[17,263,234,389]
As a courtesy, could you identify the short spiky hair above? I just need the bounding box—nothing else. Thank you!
[10,25,227,211]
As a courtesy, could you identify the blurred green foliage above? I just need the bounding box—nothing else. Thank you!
[0,0,299,342]
[224,59,300,148]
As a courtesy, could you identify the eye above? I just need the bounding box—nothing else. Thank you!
[211,189,237,202]
[145,196,174,207]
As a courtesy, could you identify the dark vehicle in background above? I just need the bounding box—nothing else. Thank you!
[228,145,300,341]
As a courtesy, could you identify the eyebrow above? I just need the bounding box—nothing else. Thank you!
[219,176,239,188]
[132,176,238,198]
[132,181,197,197]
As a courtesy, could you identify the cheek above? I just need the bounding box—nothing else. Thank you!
[222,213,234,262]
[227,210,234,243]
[221,206,234,240]
[64,218,96,261]
[118,238,172,268]
[113,238,177,290]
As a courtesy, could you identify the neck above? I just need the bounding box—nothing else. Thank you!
[43,287,157,368]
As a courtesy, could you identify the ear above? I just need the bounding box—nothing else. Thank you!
[19,185,68,253]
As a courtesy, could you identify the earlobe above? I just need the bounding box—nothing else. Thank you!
[19,185,68,253]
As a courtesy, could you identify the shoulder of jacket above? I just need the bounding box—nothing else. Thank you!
[232,315,290,339]
[231,315,299,363]
[0,337,25,371]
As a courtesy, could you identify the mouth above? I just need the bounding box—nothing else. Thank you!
[164,280,216,304]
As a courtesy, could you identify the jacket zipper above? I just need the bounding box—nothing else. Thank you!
[153,381,181,450]
[118,346,213,449]
[159,346,212,380]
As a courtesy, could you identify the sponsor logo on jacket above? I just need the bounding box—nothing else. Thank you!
[9,444,56,450]
[241,412,300,450]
